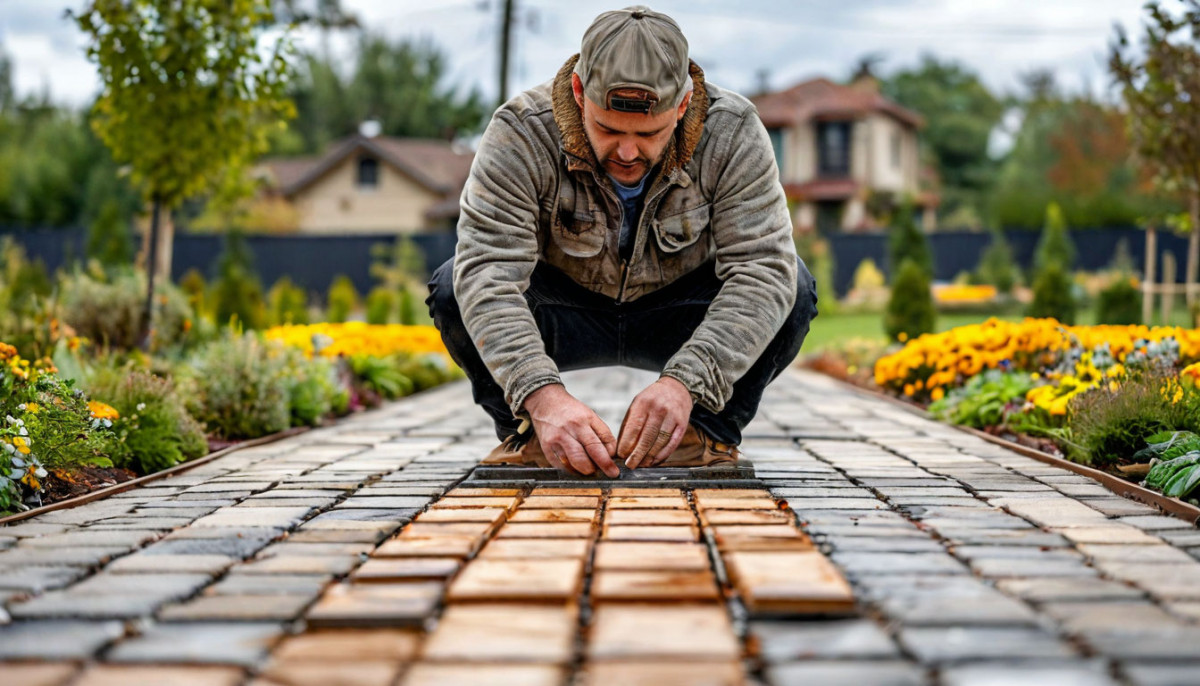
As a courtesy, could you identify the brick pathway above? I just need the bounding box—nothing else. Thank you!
[2,367,1200,685]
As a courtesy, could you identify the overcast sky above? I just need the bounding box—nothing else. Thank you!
[0,0,1153,109]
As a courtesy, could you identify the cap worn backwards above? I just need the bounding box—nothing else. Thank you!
[574,5,690,115]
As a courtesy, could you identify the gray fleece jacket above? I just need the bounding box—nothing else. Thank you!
[453,54,800,421]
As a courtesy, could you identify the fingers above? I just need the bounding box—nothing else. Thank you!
[616,410,644,460]
[624,411,667,469]
[585,416,620,478]
[543,443,581,476]
[648,422,686,467]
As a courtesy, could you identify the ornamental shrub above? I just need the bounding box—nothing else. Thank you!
[211,230,265,329]
[884,258,936,343]
[1034,202,1076,272]
[60,269,194,351]
[1095,276,1141,326]
[267,276,310,326]
[1027,262,1076,325]
[365,286,396,325]
[84,364,207,475]
[183,332,290,439]
[278,346,344,427]
[326,276,358,323]
[887,201,933,278]
[975,228,1017,295]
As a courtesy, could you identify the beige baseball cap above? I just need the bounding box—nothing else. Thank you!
[574,5,690,115]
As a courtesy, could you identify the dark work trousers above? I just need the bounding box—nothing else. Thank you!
[425,255,818,445]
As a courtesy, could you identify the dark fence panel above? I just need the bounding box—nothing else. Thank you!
[4,225,1194,302]
[0,227,459,299]
[827,227,1194,298]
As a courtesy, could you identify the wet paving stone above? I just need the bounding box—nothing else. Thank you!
[766,660,927,686]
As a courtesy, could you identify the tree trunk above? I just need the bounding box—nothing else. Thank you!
[139,198,161,353]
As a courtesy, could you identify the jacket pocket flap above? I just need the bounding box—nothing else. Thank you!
[653,203,710,253]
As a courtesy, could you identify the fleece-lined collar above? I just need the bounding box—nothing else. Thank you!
[551,53,709,181]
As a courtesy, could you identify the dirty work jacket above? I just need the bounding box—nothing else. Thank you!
[452,54,799,421]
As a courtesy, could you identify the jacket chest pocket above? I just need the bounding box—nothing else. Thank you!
[550,180,607,257]
[653,203,711,253]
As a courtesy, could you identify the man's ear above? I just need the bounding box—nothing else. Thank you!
[676,90,692,121]
[571,73,585,110]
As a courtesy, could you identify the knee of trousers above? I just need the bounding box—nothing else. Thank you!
[786,254,820,333]
[425,257,459,320]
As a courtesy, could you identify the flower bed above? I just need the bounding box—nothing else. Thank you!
[1,324,462,515]
[819,317,1200,504]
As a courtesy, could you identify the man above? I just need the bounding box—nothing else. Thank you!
[426,5,817,478]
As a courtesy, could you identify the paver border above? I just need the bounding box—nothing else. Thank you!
[0,426,311,526]
[807,368,1200,526]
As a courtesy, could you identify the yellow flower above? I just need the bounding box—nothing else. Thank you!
[931,387,945,401]
[13,436,31,455]
[25,403,39,414]
[88,401,120,421]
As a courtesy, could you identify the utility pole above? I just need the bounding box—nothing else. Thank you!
[498,0,514,109]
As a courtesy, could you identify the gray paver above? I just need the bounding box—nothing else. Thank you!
[0,620,125,659]
[899,627,1078,663]
[104,622,285,666]
[767,661,927,686]
[752,620,899,661]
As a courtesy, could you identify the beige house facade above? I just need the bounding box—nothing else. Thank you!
[259,135,474,235]
[752,75,934,234]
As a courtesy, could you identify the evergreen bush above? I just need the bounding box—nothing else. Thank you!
[211,230,265,329]
[327,276,359,323]
[183,332,290,439]
[887,201,933,277]
[365,286,396,325]
[884,258,936,342]
[1095,276,1142,325]
[1027,261,1076,324]
[267,276,309,326]
[975,227,1018,294]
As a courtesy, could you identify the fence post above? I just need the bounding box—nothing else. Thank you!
[1143,227,1157,325]
[1162,251,1177,325]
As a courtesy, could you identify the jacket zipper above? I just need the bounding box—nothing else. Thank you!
[596,173,674,304]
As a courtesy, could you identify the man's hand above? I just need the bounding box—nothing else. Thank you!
[618,376,693,469]
[523,384,620,478]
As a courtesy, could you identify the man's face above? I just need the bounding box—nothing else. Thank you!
[572,73,690,186]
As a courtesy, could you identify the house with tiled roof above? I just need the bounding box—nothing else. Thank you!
[752,72,936,234]
[257,132,474,234]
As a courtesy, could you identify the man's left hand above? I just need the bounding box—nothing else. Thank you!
[618,376,693,469]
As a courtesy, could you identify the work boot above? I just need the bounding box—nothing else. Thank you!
[481,424,552,468]
[656,423,740,468]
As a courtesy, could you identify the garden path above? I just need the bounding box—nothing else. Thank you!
[2,367,1199,685]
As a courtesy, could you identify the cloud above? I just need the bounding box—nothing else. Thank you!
[0,0,1155,109]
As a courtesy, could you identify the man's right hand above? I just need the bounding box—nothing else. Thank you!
[523,384,620,478]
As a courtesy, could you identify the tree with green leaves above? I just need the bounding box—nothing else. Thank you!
[1111,1,1200,310]
[280,35,488,155]
[881,55,1005,216]
[71,0,296,350]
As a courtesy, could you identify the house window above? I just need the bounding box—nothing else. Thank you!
[891,131,902,170]
[357,156,379,189]
[817,121,851,177]
[767,128,785,174]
